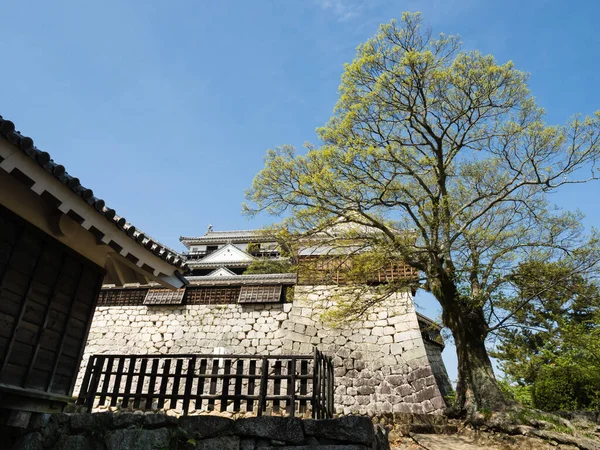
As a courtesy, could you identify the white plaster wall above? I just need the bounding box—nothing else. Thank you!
[77,287,447,415]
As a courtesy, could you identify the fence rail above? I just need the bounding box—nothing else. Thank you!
[76,349,334,418]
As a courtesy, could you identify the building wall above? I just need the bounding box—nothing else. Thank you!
[77,286,448,416]
[0,203,104,405]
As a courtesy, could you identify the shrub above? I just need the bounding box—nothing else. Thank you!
[532,366,600,411]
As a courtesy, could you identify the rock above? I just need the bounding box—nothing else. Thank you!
[104,428,171,450]
[71,412,113,433]
[194,436,240,450]
[373,424,391,450]
[234,416,305,444]
[261,446,369,450]
[143,413,177,428]
[10,432,43,450]
[529,429,600,450]
[54,435,105,450]
[7,410,32,428]
[27,414,51,431]
[179,415,234,438]
[240,437,256,450]
[40,414,71,446]
[112,413,145,428]
[304,416,374,445]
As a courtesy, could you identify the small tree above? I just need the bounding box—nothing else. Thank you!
[244,13,600,415]
[493,261,600,411]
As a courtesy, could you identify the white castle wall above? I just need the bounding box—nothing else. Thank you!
[77,287,448,416]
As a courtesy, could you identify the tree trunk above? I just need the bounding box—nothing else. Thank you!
[435,279,514,416]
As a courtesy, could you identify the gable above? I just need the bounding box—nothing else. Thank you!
[200,243,254,264]
[207,267,237,277]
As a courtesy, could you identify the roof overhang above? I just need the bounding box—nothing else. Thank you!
[186,260,254,269]
[0,121,187,289]
[186,273,297,286]
[180,232,274,247]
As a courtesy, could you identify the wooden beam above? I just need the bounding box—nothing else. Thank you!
[105,255,126,286]
[46,264,87,393]
[23,251,68,388]
[0,237,47,378]
[67,271,103,396]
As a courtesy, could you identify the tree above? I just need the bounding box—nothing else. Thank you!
[493,261,600,410]
[244,12,600,416]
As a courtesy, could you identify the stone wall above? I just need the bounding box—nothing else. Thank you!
[423,341,453,401]
[5,412,390,450]
[77,287,450,416]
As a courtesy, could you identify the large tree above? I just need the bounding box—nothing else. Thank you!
[244,13,600,415]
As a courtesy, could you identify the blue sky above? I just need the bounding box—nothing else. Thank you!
[2,0,600,383]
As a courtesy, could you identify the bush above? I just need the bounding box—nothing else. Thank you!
[498,380,533,407]
[532,366,600,411]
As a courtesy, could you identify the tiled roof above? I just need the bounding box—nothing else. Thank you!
[186,259,255,268]
[180,229,274,244]
[186,273,297,286]
[0,115,187,270]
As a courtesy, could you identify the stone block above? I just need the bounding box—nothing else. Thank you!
[363,335,378,344]
[377,336,392,345]
[348,334,363,343]
[105,428,170,450]
[54,435,104,450]
[178,415,233,438]
[143,413,177,428]
[195,436,240,450]
[356,395,371,405]
[234,416,304,444]
[304,415,374,445]
[10,432,43,450]
[342,395,356,405]
[357,386,375,395]
[431,395,447,410]
[305,325,317,336]
[71,412,114,433]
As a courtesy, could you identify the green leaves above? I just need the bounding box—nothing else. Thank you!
[244,13,600,410]
[493,259,600,409]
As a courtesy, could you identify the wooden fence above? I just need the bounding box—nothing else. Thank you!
[76,349,334,418]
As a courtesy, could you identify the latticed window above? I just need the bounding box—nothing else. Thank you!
[185,286,240,304]
[238,285,282,303]
[143,289,185,305]
[97,289,148,306]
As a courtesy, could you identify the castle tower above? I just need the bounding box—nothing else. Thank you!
[77,227,452,416]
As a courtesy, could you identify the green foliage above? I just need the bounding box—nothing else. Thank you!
[244,259,294,275]
[444,390,456,406]
[244,12,600,411]
[493,261,600,412]
[498,380,533,407]
[512,409,574,434]
[246,242,260,254]
[532,366,600,411]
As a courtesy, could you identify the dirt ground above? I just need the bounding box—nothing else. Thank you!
[390,431,588,450]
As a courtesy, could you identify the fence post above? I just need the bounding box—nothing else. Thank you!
[85,355,105,412]
[258,356,269,416]
[183,356,197,415]
[76,355,95,406]
[327,356,334,418]
[312,348,318,418]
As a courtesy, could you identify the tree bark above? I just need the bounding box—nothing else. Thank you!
[434,278,514,416]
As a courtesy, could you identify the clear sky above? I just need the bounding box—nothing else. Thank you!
[2,0,600,383]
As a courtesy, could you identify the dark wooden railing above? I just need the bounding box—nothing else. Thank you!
[76,349,334,418]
